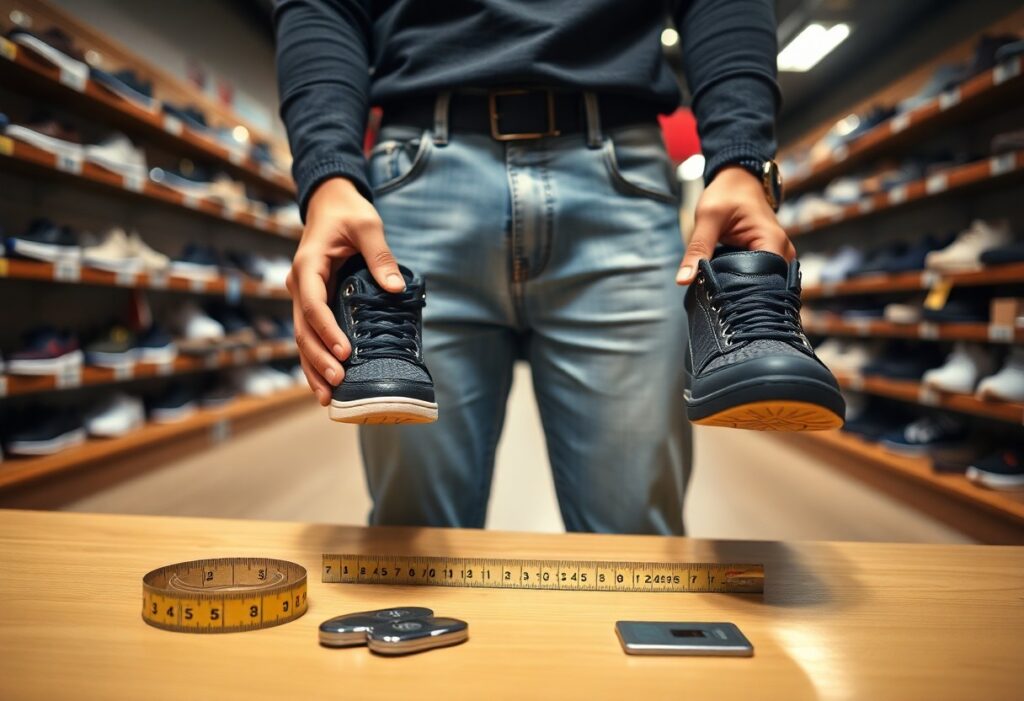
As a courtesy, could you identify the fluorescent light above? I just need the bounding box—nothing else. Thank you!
[661,28,679,48]
[678,154,705,181]
[778,23,850,72]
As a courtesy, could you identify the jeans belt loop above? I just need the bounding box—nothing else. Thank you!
[583,92,602,149]
[433,91,451,146]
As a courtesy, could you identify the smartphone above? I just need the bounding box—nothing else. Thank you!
[615,621,754,656]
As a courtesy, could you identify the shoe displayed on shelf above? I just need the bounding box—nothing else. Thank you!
[883,297,927,324]
[231,366,279,397]
[84,325,138,367]
[978,240,1024,266]
[329,255,437,424]
[862,347,945,381]
[172,303,225,354]
[171,244,221,281]
[82,227,143,274]
[4,114,83,161]
[881,233,955,274]
[207,304,257,348]
[161,103,212,134]
[207,174,251,213]
[925,219,1013,272]
[796,252,828,287]
[7,328,83,375]
[136,325,178,364]
[200,383,238,409]
[271,203,302,229]
[4,409,86,456]
[854,242,908,277]
[126,230,171,272]
[6,27,88,87]
[919,291,991,324]
[880,414,972,462]
[148,385,199,423]
[83,133,148,180]
[89,67,155,110]
[966,449,1024,490]
[683,250,845,431]
[976,348,1024,402]
[922,343,995,394]
[224,250,265,281]
[5,218,81,263]
[841,401,911,440]
[819,246,864,283]
[85,393,145,437]
[149,166,213,197]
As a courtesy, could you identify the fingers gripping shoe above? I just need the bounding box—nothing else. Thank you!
[684,250,845,431]
[330,255,437,424]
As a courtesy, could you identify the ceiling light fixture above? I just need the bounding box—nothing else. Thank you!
[777,23,850,72]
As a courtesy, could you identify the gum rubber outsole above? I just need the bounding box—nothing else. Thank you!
[329,398,438,425]
[691,400,844,431]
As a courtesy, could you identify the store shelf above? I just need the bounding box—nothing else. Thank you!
[0,339,297,398]
[787,150,1024,237]
[803,262,1024,300]
[0,385,311,491]
[797,430,1024,527]
[0,134,301,240]
[0,257,289,300]
[804,317,1024,344]
[835,372,1024,425]
[785,56,1024,197]
[0,35,295,198]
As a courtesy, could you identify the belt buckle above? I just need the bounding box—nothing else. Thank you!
[488,88,560,141]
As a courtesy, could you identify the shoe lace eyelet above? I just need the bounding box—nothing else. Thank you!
[344,283,356,297]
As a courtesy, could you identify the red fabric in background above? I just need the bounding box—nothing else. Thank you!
[658,108,700,164]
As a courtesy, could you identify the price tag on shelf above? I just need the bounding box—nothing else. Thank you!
[918,386,941,407]
[890,113,910,133]
[210,419,231,444]
[123,173,145,193]
[918,323,939,340]
[156,360,174,376]
[225,275,242,304]
[0,258,8,277]
[149,269,169,289]
[53,256,81,282]
[858,199,874,214]
[58,66,87,92]
[113,363,135,381]
[189,277,207,292]
[988,325,1014,343]
[833,144,849,163]
[994,57,1021,85]
[256,345,272,361]
[938,88,960,111]
[56,364,82,389]
[888,185,908,205]
[55,152,83,175]
[0,37,16,60]
[0,135,12,156]
[163,115,184,136]
[115,270,137,287]
[924,279,953,310]
[990,153,1015,177]
[925,173,948,195]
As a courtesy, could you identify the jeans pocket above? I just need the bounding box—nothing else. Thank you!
[602,125,680,204]
[368,127,433,196]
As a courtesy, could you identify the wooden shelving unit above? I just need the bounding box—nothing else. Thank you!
[786,150,1024,237]
[797,430,1024,527]
[1,339,297,398]
[784,56,1024,197]
[0,35,295,198]
[804,317,1024,344]
[835,372,1024,425]
[803,262,1024,300]
[0,385,311,491]
[0,257,289,300]
[0,133,300,240]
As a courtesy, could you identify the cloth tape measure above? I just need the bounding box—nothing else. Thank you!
[323,554,764,593]
[142,558,307,633]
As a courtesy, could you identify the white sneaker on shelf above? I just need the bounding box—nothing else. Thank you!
[82,227,143,273]
[922,342,996,394]
[172,303,225,353]
[85,393,145,438]
[798,253,828,287]
[976,348,1024,402]
[232,367,276,397]
[884,298,926,324]
[126,231,171,272]
[925,219,1012,272]
[83,133,148,180]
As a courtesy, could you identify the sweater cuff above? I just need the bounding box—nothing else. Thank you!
[703,143,771,187]
[294,158,372,222]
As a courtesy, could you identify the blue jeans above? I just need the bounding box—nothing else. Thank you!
[361,105,691,534]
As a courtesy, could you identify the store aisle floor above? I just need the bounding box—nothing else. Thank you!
[65,365,970,543]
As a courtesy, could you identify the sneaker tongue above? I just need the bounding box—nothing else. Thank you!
[710,251,789,290]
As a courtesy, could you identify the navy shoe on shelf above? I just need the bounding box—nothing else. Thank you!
[966,448,1024,490]
[148,384,199,424]
[136,325,178,364]
[4,408,86,456]
[7,327,83,375]
[90,67,155,110]
[5,218,81,263]
[329,255,437,424]
[920,292,991,324]
[880,415,973,463]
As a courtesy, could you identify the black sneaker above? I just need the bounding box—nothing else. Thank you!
[684,250,845,431]
[330,255,436,424]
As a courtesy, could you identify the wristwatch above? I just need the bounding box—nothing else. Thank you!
[737,159,784,212]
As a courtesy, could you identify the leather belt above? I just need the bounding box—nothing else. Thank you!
[380,88,660,141]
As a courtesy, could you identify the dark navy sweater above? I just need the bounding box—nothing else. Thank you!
[274,0,780,215]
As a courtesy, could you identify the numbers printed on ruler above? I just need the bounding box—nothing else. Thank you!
[322,554,764,594]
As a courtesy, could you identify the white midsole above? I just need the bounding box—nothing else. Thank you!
[82,253,144,274]
[5,124,84,160]
[170,262,220,280]
[83,150,148,180]
[7,349,84,375]
[966,466,1024,489]
[85,349,138,367]
[136,346,178,364]
[8,237,81,263]
[86,415,144,438]
[9,32,89,82]
[7,428,87,455]
[150,402,198,424]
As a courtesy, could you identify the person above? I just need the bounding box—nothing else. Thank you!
[274,0,793,533]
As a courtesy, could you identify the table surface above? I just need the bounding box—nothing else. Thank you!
[0,509,1021,701]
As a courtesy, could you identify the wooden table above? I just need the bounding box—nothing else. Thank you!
[0,510,1021,700]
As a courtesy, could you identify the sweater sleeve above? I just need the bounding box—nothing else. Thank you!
[674,0,781,185]
[274,0,374,218]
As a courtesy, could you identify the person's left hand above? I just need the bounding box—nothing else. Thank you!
[675,165,796,285]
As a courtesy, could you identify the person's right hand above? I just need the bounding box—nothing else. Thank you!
[287,176,405,406]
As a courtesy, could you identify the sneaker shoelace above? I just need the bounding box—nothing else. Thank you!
[713,285,804,345]
[348,287,424,360]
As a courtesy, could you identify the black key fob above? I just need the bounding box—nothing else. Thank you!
[367,616,469,655]
[319,607,434,647]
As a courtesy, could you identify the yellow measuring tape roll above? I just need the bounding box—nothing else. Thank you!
[323,554,764,593]
[142,558,307,633]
